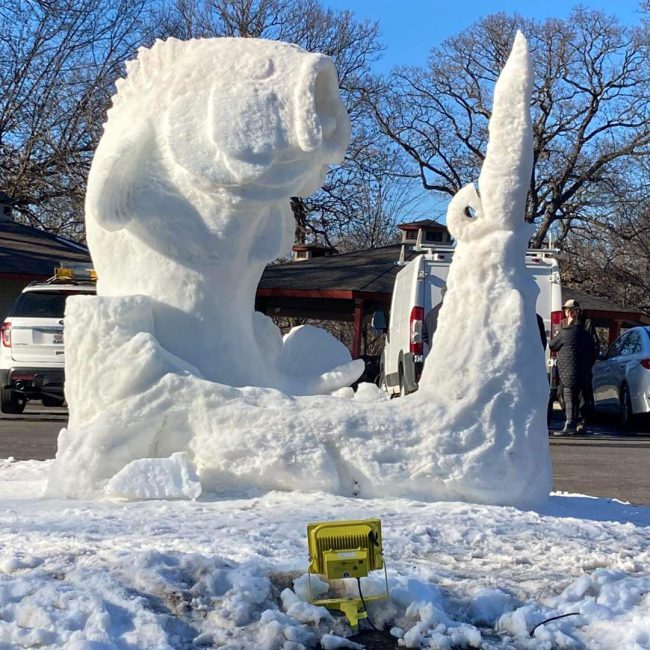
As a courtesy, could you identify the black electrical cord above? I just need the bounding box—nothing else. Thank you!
[529,612,580,636]
[355,576,381,632]
[355,576,401,645]
[357,576,578,641]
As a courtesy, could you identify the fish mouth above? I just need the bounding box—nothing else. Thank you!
[295,58,351,157]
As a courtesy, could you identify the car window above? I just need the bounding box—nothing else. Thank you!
[620,331,641,355]
[9,291,94,318]
[606,334,627,359]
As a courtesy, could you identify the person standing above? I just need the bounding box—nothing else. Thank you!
[549,299,597,434]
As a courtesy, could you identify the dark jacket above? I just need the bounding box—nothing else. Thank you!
[579,315,599,363]
[549,321,597,387]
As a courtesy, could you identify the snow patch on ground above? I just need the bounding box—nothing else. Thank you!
[2,459,649,649]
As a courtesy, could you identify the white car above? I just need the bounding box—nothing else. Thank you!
[0,267,96,413]
[592,326,650,428]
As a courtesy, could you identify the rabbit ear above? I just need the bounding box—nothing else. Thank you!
[85,118,154,232]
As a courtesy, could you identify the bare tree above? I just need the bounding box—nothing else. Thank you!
[562,156,650,313]
[333,169,422,252]
[293,136,420,250]
[0,0,157,239]
[1,0,411,250]
[368,8,650,247]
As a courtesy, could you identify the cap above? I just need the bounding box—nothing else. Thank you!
[563,299,580,309]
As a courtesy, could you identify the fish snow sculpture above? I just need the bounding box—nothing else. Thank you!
[49,33,552,509]
[85,37,362,392]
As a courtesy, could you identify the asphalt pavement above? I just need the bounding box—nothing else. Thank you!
[1,404,649,506]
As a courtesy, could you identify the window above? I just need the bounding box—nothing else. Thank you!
[9,291,93,318]
[425,231,443,243]
[606,334,627,359]
[620,331,641,356]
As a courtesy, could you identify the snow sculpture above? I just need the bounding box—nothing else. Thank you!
[49,33,552,509]
[84,37,361,392]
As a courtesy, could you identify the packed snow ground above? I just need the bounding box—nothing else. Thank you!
[2,458,649,649]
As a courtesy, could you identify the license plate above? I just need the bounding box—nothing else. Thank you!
[53,333,64,344]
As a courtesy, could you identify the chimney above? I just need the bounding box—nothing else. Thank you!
[292,243,338,262]
[0,192,15,222]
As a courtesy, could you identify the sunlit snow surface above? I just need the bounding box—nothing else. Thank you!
[3,459,650,649]
[48,33,551,508]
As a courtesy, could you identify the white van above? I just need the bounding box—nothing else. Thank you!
[379,247,562,397]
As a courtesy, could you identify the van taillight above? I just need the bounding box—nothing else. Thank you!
[1,322,11,347]
[641,359,650,370]
[549,310,562,357]
[410,306,424,355]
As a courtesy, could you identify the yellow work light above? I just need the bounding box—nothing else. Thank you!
[306,518,388,629]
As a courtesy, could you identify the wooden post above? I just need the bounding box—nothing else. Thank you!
[352,299,364,359]
[608,320,621,345]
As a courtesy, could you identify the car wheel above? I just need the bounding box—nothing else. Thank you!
[619,384,635,429]
[399,371,408,397]
[1,388,26,414]
[376,356,385,389]
[42,396,65,407]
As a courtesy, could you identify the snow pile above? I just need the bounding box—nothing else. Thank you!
[105,452,202,500]
[3,460,650,649]
[49,33,551,508]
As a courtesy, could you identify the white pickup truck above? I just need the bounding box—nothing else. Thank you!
[379,246,562,397]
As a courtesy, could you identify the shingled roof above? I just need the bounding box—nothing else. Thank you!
[0,221,91,278]
[259,243,412,295]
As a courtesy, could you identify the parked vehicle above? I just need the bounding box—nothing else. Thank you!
[0,265,96,413]
[592,326,650,428]
[379,246,562,397]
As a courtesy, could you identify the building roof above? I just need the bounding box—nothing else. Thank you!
[0,221,91,279]
[292,243,337,252]
[259,244,411,295]
[398,219,446,231]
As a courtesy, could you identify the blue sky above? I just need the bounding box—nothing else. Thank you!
[324,0,644,70]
